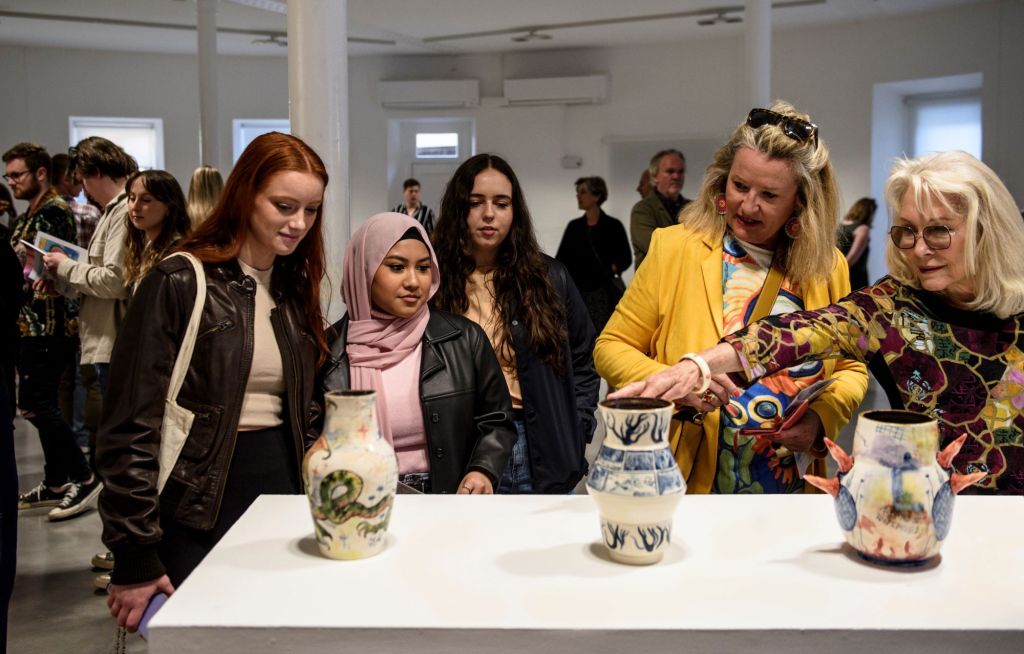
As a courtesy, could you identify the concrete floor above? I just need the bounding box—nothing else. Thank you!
[8,413,145,654]
[5,378,881,653]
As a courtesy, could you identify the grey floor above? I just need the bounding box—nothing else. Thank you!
[8,412,145,654]
[5,378,881,654]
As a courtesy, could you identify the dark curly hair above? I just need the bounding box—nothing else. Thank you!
[431,153,567,376]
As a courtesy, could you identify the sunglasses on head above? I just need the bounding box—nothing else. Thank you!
[746,108,819,144]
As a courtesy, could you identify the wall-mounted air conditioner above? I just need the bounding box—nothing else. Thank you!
[502,75,608,106]
[377,79,480,109]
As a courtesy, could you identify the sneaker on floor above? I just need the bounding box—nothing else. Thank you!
[94,573,111,593]
[47,477,103,521]
[18,481,71,510]
[91,550,114,571]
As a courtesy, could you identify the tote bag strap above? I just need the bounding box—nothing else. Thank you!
[748,262,784,325]
[165,252,206,401]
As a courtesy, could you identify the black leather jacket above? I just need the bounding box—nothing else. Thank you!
[318,309,515,493]
[97,256,319,584]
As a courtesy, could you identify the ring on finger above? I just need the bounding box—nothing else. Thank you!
[701,390,716,404]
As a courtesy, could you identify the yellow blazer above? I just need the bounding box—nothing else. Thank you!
[594,225,868,493]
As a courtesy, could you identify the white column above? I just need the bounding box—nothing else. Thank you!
[197,0,220,168]
[745,0,771,109]
[288,0,349,321]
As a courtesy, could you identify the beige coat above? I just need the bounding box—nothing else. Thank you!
[57,193,129,364]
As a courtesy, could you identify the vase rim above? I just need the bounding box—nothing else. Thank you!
[861,409,934,425]
[325,390,376,398]
[599,397,673,411]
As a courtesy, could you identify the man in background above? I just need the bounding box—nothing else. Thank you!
[629,148,690,269]
[392,177,435,235]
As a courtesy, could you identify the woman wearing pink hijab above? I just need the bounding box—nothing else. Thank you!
[318,212,515,493]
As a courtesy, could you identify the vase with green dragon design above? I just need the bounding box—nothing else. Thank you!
[302,390,397,560]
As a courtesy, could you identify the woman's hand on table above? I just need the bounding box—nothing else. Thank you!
[107,574,175,632]
[457,470,493,495]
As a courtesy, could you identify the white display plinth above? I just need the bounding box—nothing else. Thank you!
[148,495,1024,653]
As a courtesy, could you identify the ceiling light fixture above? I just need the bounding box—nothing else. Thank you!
[511,29,553,43]
[697,11,743,26]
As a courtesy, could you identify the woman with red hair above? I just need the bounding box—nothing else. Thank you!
[96,133,329,631]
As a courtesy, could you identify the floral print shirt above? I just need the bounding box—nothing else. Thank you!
[9,189,78,338]
[725,276,1024,494]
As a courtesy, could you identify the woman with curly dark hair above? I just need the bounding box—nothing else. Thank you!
[432,153,599,493]
[122,170,192,291]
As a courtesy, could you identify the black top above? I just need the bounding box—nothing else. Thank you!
[836,222,870,290]
[555,211,632,292]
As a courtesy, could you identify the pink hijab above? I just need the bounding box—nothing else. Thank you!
[342,212,440,444]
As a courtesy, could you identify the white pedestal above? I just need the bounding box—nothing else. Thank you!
[148,494,1024,653]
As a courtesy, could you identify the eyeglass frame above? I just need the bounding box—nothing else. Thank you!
[2,169,32,183]
[888,224,958,250]
[746,108,819,144]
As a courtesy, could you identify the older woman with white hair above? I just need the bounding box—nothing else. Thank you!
[613,151,1024,495]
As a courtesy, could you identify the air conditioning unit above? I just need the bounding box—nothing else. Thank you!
[377,79,480,109]
[502,75,608,106]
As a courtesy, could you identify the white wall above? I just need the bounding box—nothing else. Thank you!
[2,1,1020,281]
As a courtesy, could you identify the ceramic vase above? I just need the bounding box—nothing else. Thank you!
[586,397,685,564]
[805,409,985,566]
[302,390,398,560]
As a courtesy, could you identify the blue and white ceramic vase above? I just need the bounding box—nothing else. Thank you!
[586,397,685,564]
[302,390,398,560]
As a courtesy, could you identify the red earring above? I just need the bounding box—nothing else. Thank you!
[784,216,800,239]
[716,194,727,217]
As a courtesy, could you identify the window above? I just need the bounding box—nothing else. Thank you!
[233,119,290,163]
[908,93,982,158]
[69,116,164,170]
[415,132,458,159]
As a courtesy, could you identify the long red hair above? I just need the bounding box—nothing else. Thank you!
[177,132,329,360]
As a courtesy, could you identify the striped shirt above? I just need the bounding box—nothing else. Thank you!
[391,203,435,235]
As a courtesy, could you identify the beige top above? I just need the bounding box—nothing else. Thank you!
[236,259,285,430]
[464,268,523,408]
[57,193,129,365]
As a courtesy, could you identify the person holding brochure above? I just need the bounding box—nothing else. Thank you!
[594,103,868,494]
[45,136,136,395]
[96,132,328,632]
[612,152,1024,495]
[4,142,101,519]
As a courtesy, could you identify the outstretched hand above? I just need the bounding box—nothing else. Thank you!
[609,360,740,409]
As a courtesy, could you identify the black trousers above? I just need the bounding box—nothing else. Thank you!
[159,426,300,588]
[17,337,90,487]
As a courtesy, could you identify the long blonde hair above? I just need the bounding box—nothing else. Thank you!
[884,151,1024,318]
[683,100,840,283]
[186,165,224,226]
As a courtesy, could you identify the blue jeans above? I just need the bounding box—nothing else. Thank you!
[497,419,534,494]
[94,363,110,397]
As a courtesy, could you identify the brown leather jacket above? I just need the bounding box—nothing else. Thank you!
[96,256,320,584]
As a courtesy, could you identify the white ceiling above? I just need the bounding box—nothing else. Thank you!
[0,0,988,57]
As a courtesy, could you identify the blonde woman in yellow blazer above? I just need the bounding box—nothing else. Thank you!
[595,103,867,494]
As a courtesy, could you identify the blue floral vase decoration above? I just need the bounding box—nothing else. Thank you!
[586,397,685,564]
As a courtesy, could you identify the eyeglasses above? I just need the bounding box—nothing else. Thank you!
[889,225,957,250]
[746,108,819,144]
[2,170,30,183]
